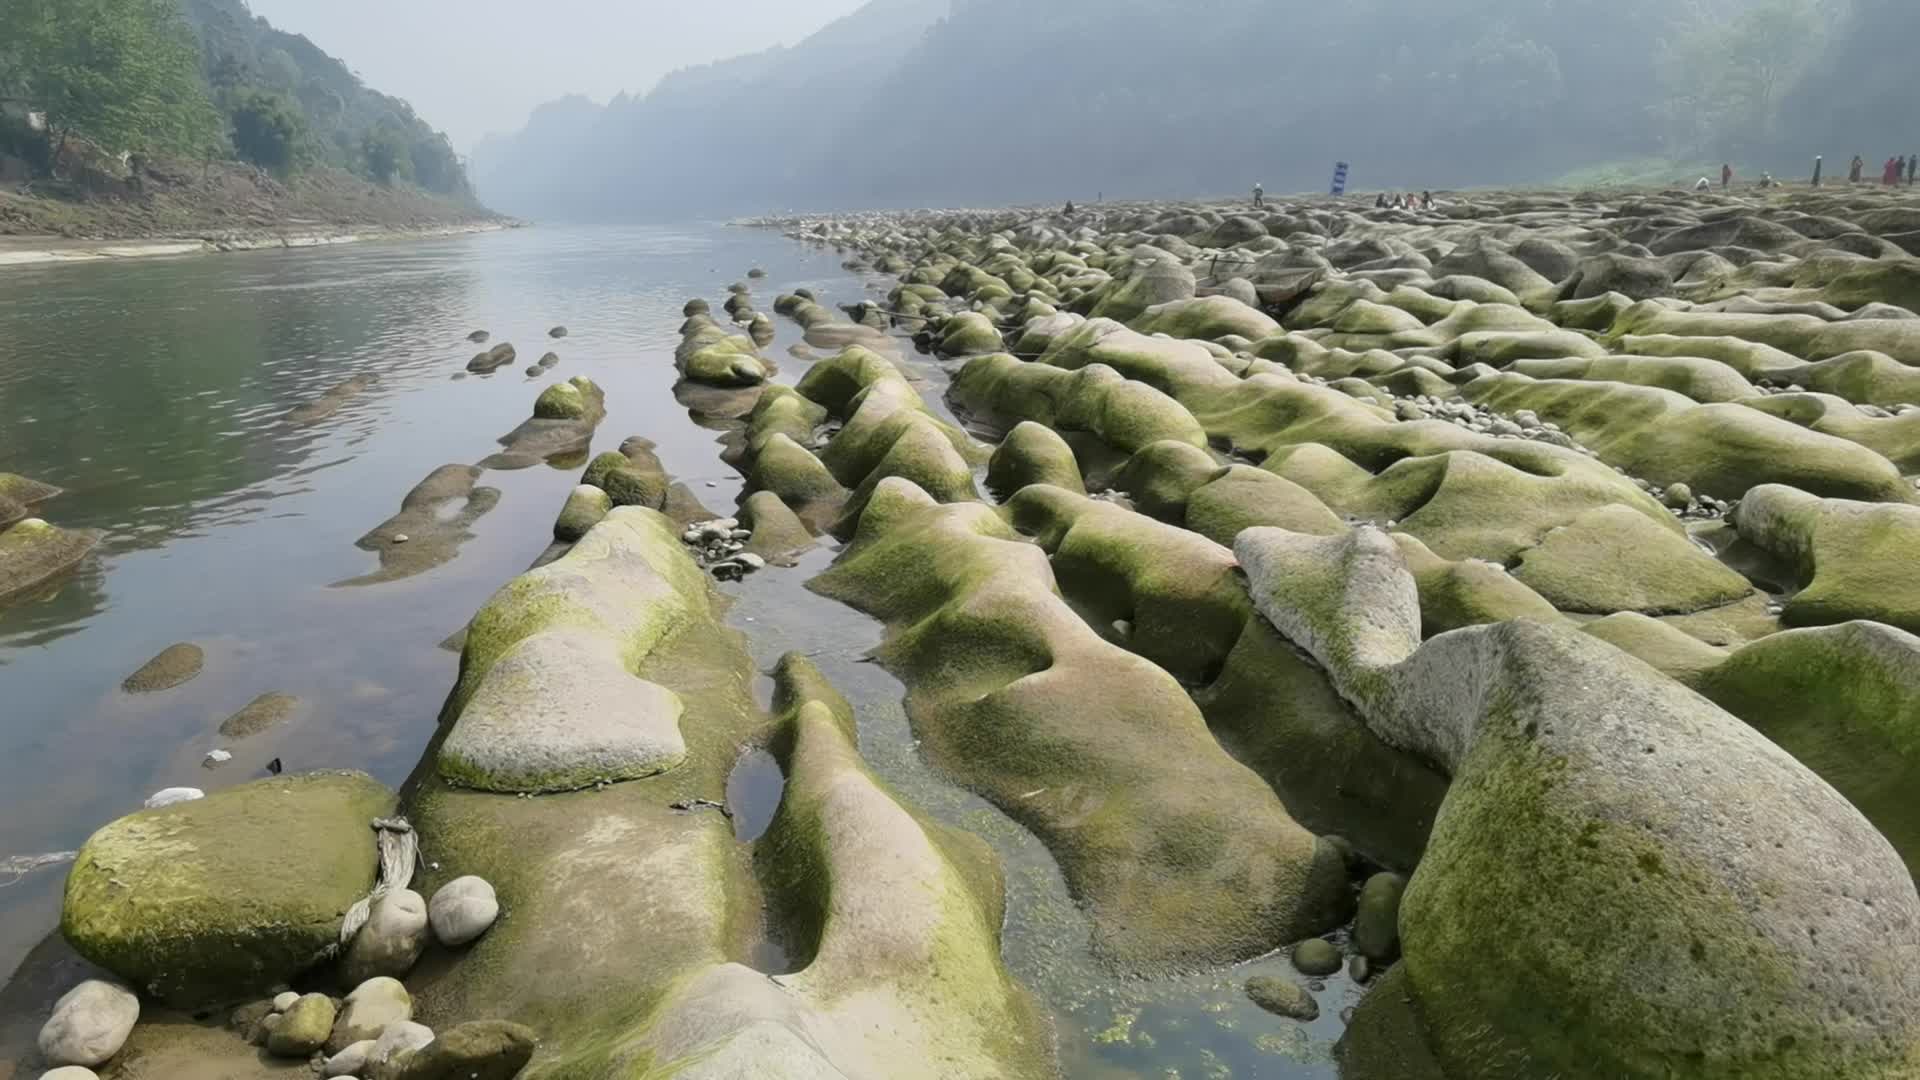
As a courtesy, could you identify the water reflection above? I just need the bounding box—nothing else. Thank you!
[0,223,858,989]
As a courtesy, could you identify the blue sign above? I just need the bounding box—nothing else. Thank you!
[1331,161,1350,196]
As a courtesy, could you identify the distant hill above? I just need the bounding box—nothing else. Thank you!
[476,0,1891,220]
[181,0,467,194]
[471,0,949,219]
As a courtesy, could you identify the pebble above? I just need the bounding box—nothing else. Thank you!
[202,749,232,767]
[429,876,500,946]
[41,1068,103,1080]
[266,993,334,1058]
[324,1039,375,1077]
[143,787,204,810]
[1291,937,1342,976]
[1662,483,1694,510]
[38,979,139,1068]
[368,1021,435,1071]
[392,534,410,545]
[272,991,300,1012]
[1244,975,1319,1021]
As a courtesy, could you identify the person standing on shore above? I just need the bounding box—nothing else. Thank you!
[1812,156,1823,186]
[1252,182,1264,208]
[1722,163,1733,188]
[1851,155,1865,183]
[1909,155,1917,185]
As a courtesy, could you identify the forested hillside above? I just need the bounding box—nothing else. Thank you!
[0,0,468,196]
[474,0,1896,220]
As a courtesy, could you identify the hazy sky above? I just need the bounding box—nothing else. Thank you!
[243,0,869,152]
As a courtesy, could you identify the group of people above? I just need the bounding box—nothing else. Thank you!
[1696,155,1918,191]
[1373,191,1433,210]
[1828,155,1915,186]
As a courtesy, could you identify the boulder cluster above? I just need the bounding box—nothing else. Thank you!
[730,187,1920,1077]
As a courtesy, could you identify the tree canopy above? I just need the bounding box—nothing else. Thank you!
[0,0,221,159]
[0,0,469,195]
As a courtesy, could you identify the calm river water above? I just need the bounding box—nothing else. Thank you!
[0,225,1355,1077]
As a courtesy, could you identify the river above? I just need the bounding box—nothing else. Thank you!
[0,225,1355,1077]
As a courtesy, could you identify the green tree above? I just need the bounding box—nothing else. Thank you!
[0,0,221,166]
[228,88,304,173]
[361,125,411,185]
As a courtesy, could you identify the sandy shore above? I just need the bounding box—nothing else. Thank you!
[0,220,517,268]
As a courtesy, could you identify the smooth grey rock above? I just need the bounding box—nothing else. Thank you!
[272,991,300,1012]
[428,876,499,947]
[438,629,686,794]
[325,1039,376,1077]
[37,979,138,1067]
[368,1021,435,1073]
[329,976,413,1053]
[341,890,429,986]
[39,1069,103,1080]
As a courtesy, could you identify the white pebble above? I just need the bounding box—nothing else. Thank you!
[143,787,204,810]
[429,876,500,946]
[272,991,300,1012]
[202,749,232,767]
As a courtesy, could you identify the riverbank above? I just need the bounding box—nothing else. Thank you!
[0,160,514,267]
[0,221,519,267]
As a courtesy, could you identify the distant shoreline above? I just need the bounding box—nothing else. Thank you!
[0,220,521,268]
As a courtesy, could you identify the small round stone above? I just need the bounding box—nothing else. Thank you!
[429,876,500,947]
[272,991,300,1012]
[1245,975,1319,1021]
[1662,483,1694,510]
[1291,937,1342,977]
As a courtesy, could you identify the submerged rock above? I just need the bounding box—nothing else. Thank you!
[343,464,501,586]
[216,691,301,738]
[61,770,395,1006]
[120,642,204,693]
[1245,975,1319,1022]
[466,342,517,373]
[0,518,99,604]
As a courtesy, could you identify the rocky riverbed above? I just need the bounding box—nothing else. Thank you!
[13,187,1920,1079]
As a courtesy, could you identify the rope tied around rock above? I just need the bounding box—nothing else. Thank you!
[338,816,417,949]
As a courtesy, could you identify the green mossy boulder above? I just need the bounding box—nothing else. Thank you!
[0,518,99,603]
[553,484,613,543]
[62,771,395,1006]
[1732,484,1920,634]
[1693,621,1920,882]
[814,479,1349,973]
[1512,504,1755,616]
[987,421,1084,497]
[1236,526,1920,1080]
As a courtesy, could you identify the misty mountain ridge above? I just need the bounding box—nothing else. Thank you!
[476,0,1909,221]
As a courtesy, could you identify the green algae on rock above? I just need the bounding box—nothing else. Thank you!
[121,642,205,694]
[0,517,100,604]
[1732,483,1920,634]
[1236,525,1920,1079]
[813,478,1350,973]
[62,771,395,1006]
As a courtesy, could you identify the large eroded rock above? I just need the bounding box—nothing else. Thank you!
[62,771,395,1006]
